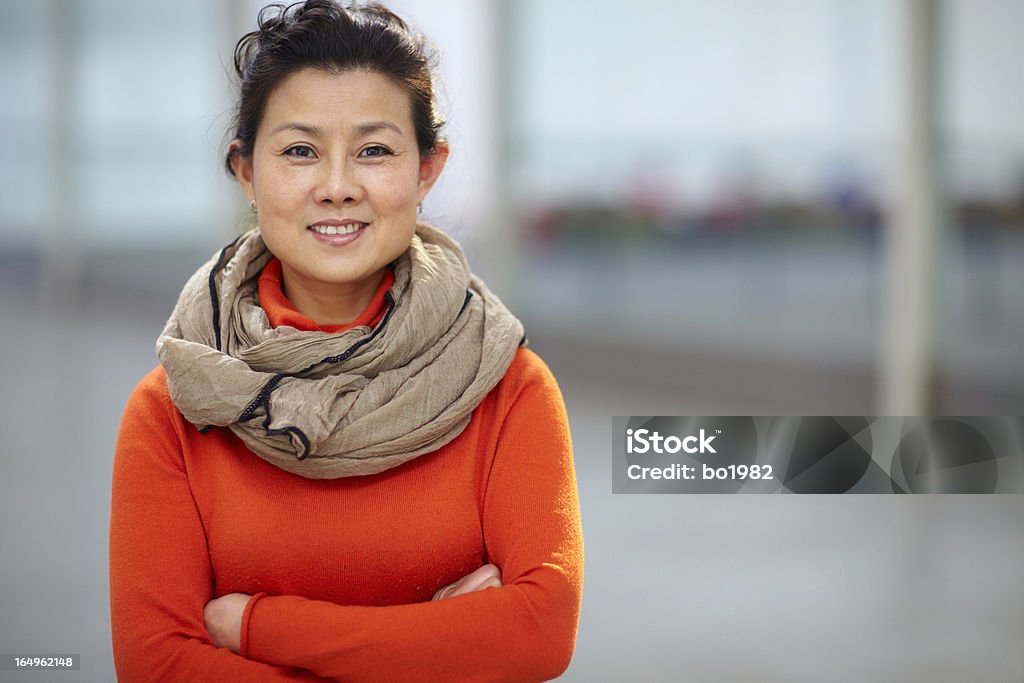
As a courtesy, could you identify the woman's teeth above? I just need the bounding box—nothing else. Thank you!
[309,223,366,235]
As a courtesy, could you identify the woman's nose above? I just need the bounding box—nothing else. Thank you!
[314,157,363,205]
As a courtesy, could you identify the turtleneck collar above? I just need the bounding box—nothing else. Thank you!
[257,257,394,333]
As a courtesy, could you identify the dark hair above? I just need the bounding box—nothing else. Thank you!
[225,0,445,176]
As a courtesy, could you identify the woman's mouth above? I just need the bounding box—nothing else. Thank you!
[309,222,367,235]
[307,222,369,245]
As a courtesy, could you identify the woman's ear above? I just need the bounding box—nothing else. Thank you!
[416,142,449,204]
[228,140,256,203]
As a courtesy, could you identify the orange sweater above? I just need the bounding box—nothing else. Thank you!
[109,260,584,682]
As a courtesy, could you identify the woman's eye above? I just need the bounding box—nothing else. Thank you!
[359,145,392,159]
[283,145,316,159]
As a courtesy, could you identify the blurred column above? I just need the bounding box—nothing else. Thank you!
[879,0,945,414]
[40,0,83,310]
[488,0,521,306]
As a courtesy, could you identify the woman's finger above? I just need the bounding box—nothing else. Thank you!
[457,564,501,593]
[433,563,502,600]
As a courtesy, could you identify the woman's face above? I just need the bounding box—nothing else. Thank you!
[232,68,446,302]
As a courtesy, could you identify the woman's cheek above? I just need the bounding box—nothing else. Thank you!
[371,164,421,202]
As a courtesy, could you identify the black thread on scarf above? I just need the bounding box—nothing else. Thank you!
[207,234,244,353]
[238,289,398,460]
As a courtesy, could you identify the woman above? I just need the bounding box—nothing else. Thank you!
[108,2,583,681]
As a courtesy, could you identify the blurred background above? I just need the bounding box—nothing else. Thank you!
[1,0,1021,681]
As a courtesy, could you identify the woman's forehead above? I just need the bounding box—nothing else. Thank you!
[261,68,414,136]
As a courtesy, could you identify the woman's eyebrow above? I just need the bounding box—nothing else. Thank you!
[269,121,324,137]
[268,121,402,137]
[354,121,402,136]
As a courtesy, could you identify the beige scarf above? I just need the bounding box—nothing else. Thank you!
[157,223,525,479]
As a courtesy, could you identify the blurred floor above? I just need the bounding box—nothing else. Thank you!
[0,250,1021,683]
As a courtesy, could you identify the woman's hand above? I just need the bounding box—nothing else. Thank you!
[432,563,502,601]
[204,592,253,654]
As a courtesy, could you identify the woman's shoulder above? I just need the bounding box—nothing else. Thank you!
[495,346,564,407]
[115,366,192,467]
[121,365,178,425]
[127,364,171,401]
[506,345,555,380]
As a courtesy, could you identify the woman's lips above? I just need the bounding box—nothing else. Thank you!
[307,222,369,246]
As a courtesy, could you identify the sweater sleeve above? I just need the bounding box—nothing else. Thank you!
[242,352,585,682]
[109,370,329,682]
